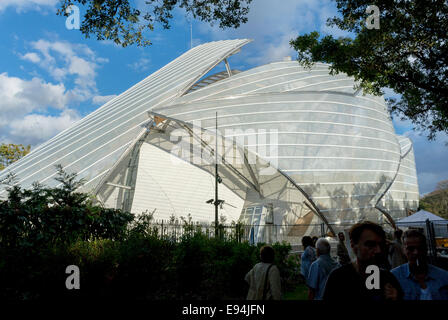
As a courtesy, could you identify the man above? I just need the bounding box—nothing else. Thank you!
[391,229,448,300]
[245,245,282,300]
[300,236,316,284]
[307,238,339,300]
[337,232,351,265]
[388,229,407,269]
[323,221,403,300]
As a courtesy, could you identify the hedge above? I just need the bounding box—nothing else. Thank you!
[0,167,301,301]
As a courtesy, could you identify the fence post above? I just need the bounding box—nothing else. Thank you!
[426,219,437,264]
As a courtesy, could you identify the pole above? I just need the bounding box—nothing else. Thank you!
[426,219,437,264]
[215,111,219,237]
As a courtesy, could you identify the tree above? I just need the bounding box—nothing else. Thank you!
[57,0,253,47]
[0,144,31,171]
[436,180,448,191]
[290,0,448,140]
[0,165,134,248]
[420,179,448,219]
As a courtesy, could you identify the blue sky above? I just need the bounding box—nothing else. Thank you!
[0,0,447,195]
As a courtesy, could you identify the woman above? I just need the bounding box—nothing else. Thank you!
[245,245,282,300]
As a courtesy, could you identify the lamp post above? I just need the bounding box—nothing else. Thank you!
[206,112,224,237]
[214,111,219,237]
[206,112,223,237]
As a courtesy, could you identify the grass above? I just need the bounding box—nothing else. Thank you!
[283,283,308,300]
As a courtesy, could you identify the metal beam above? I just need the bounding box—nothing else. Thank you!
[237,146,262,196]
[224,58,232,77]
[182,123,261,194]
[106,182,133,190]
[93,122,152,196]
[372,143,414,230]
[161,119,172,131]
[375,205,397,230]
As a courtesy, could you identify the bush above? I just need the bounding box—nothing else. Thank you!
[0,234,298,300]
[0,168,300,301]
[0,167,134,249]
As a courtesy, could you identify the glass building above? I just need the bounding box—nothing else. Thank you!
[0,39,419,244]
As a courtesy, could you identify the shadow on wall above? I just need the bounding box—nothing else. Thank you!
[288,174,414,237]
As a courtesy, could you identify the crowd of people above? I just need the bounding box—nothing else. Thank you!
[245,221,448,300]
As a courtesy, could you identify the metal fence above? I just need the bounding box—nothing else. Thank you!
[134,218,393,246]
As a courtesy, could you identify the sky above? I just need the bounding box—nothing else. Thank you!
[0,0,446,195]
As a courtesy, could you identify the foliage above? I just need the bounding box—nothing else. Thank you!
[282,283,308,300]
[57,0,253,47]
[0,143,30,170]
[290,0,448,140]
[0,165,134,248]
[272,242,302,293]
[0,233,297,301]
[0,166,299,301]
[420,179,448,219]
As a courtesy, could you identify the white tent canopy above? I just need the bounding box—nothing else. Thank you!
[396,210,448,226]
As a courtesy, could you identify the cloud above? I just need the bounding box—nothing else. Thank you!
[128,57,150,72]
[195,0,341,66]
[383,87,402,101]
[318,4,353,38]
[20,52,41,63]
[1,39,111,147]
[23,39,108,103]
[244,31,298,66]
[392,116,414,135]
[0,72,83,147]
[0,72,67,116]
[8,109,81,146]
[0,0,57,13]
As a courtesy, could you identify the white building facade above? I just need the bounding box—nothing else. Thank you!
[0,39,419,244]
